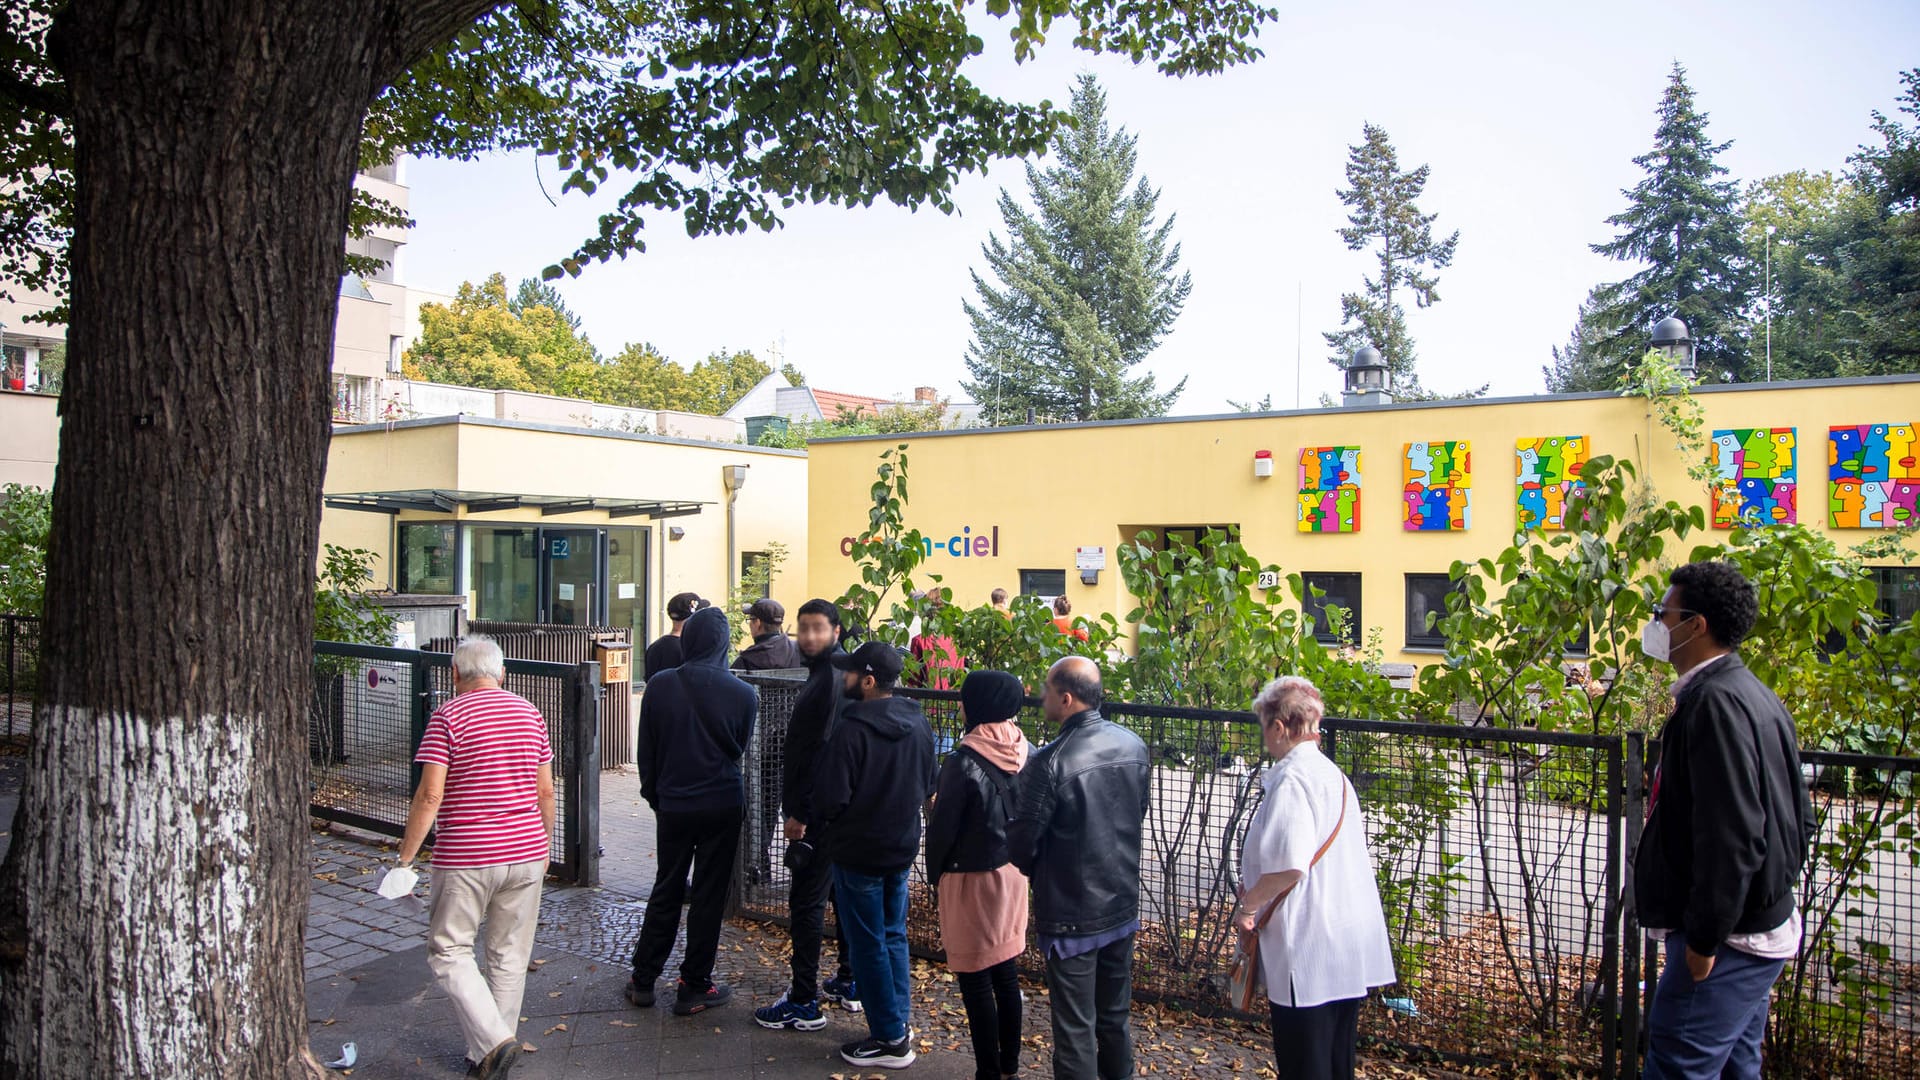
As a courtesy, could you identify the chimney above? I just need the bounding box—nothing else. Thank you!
[913,386,937,404]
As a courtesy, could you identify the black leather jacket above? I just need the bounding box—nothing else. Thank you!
[1008,709,1151,937]
[925,746,1018,887]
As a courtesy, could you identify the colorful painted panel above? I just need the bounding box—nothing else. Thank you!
[1828,423,1920,528]
[1709,428,1797,528]
[1298,447,1361,533]
[1515,436,1588,530]
[1403,441,1471,531]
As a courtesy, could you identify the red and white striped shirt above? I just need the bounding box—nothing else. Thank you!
[414,687,555,869]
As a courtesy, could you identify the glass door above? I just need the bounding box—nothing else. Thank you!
[543,528,603,625]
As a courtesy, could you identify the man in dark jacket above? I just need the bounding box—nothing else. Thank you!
[1633,560,1815,1080]
[1010,656,1150,1080]
[815,642,937,1069]
[754,599,858,1032]
[735,598,804,671]
[643,591,704,679]
[628,607,756,1016]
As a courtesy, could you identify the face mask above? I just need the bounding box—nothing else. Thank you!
[1641,618,1696,664]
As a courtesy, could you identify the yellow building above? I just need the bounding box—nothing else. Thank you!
[807,376,1920,668]
[320,415,808,653]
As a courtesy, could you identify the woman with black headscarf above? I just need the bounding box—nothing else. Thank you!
[925,670,1032,1080]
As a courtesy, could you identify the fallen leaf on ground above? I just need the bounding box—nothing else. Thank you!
[543,1023,567,1035]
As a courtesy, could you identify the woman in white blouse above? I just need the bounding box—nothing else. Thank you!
[1234,676,1395,1080]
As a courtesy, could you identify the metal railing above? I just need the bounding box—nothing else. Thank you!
[731,675,1919,1079]
[0,613,38,741]
[429,621,636,766]
[311,641,603,885]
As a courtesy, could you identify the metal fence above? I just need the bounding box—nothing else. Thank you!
[0,613,39,740]
[427,621,636,766]
[731,675,1919,1079]
[311,641,604,885]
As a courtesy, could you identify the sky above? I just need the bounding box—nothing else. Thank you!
[396,0,1920,414]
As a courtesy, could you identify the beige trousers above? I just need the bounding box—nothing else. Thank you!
[426,859,546,1063]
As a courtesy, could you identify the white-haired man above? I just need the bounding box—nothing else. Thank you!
[398,635,556,1080]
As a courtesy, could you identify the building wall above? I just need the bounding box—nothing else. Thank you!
[0,391,59,488]
[320,416,809,635]
[806,378,1920,667]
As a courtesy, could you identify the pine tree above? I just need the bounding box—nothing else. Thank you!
[1583,63,1753,385]
[1542,286,1620,393]
[1322,123,1458,393]
[510,276,583,331]
[1838,68,1920,375]
[963,75,1189,424]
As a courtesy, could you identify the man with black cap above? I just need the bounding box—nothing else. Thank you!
[644,592,705,679]
[814,641,937,1069]
[735,598,803,671]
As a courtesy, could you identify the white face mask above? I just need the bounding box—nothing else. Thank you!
[1641,617,1696,664]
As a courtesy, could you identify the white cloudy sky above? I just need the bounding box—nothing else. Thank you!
[397,0,1919,412]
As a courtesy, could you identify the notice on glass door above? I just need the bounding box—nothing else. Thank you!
[558,583,575,600]
[618,583,637,599]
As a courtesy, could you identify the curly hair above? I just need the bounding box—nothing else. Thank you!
[1669,560,1759,648]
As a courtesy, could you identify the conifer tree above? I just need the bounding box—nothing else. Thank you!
[1581,63,1753,385]
[1322,123,1458,393]
[963,75,1189,424]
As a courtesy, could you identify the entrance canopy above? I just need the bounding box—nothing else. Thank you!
[324,488,708,519]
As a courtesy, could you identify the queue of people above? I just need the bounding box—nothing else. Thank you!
[399,558,1810,1080]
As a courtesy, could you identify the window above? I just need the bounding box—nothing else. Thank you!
[1301,572,1362,646]
[741,551,772,600]
[1153,524,1238,552]
[1019,569,1066,601]
[1870,566,1920,628]
[396,522,456,595]
[1404,573,1460,649]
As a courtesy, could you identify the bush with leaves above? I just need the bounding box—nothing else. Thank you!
[0,485,52,617]
[727,541,789,649]
[315,545,396,657]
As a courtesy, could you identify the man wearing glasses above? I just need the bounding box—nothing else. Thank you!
[1633,560,1815,1080]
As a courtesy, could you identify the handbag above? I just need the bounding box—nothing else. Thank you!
[1227,789,1347,1012]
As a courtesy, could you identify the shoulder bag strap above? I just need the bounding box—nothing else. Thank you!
[1250,783,1349,933]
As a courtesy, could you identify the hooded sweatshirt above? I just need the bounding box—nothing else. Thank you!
[813,692,937,875]
[636,607,758,813]
[782,640,844,827]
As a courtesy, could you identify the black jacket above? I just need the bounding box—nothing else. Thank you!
[782,642,845,827]
[926,746,1020,887]
[1633,654,1816,957]
[1009,709,1150,937]
[642,633,682,680]
[814,693,937,875]
[735,631,803,671]
[636,608,757,813]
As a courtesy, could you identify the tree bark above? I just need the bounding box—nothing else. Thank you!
[0,1,490,1075]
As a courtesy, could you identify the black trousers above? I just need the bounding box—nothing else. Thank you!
[630,805,741,989]
[956,958,1022,1080]
[786,841,852,1002]
[1268,995,1361,1080]
[1044,934,1134,1080]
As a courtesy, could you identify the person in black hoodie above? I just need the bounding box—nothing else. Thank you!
[628,606,756,1016]
[1633,560,1814,1080]
[815,641,937,1070]
[754,598,859,1032]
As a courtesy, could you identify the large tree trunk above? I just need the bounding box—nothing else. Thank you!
[0,1,490,1075]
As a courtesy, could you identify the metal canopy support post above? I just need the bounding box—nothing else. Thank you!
[564,661,603,887]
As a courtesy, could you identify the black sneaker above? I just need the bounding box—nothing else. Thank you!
[672,978,733,1015]
[623,977,656,1008]
[821,974,863,1013]
[841,1034,916,1069]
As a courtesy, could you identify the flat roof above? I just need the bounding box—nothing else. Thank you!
[323,488,708,518]
[807,373,1920,445]
[332,413,808,458]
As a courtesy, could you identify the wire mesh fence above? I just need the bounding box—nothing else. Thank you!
[0,614,40,741]
[310,641,603,884]
[731,676,1920,1079]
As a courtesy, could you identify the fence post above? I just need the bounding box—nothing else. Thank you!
[1620,731,1647,1080]
[409,657,432,795]
[3,616,14,738]
[565,662,603,887]
[1599,736,1625,1080]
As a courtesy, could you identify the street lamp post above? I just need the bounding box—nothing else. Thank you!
[1651,315,1695,381]
[1765,224,1776,382]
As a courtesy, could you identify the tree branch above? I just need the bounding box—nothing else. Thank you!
[380,0,507,88]
[0,64,69,119]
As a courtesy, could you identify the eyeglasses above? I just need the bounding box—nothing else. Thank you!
[1649,603,1699,622]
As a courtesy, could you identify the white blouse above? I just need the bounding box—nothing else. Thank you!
[1239,741,1396,1008]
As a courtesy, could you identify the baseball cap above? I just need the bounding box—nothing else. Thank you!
[831,641,905,682]
[744,598,785,624]
[667,592,706,621]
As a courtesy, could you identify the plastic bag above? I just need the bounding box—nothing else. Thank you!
[376,864,419,899]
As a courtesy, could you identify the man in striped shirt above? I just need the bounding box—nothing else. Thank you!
[399,635,556,1080]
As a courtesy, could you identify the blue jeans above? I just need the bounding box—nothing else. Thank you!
[1643,932,1787,1080]
[833,865,912,1042]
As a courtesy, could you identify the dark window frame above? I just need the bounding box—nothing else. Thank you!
[1301,571,1362,647]
[1870,565,1920,628]
[1019,568,1067,598]
[1404,573,1460,650]
[395,520,459,596]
